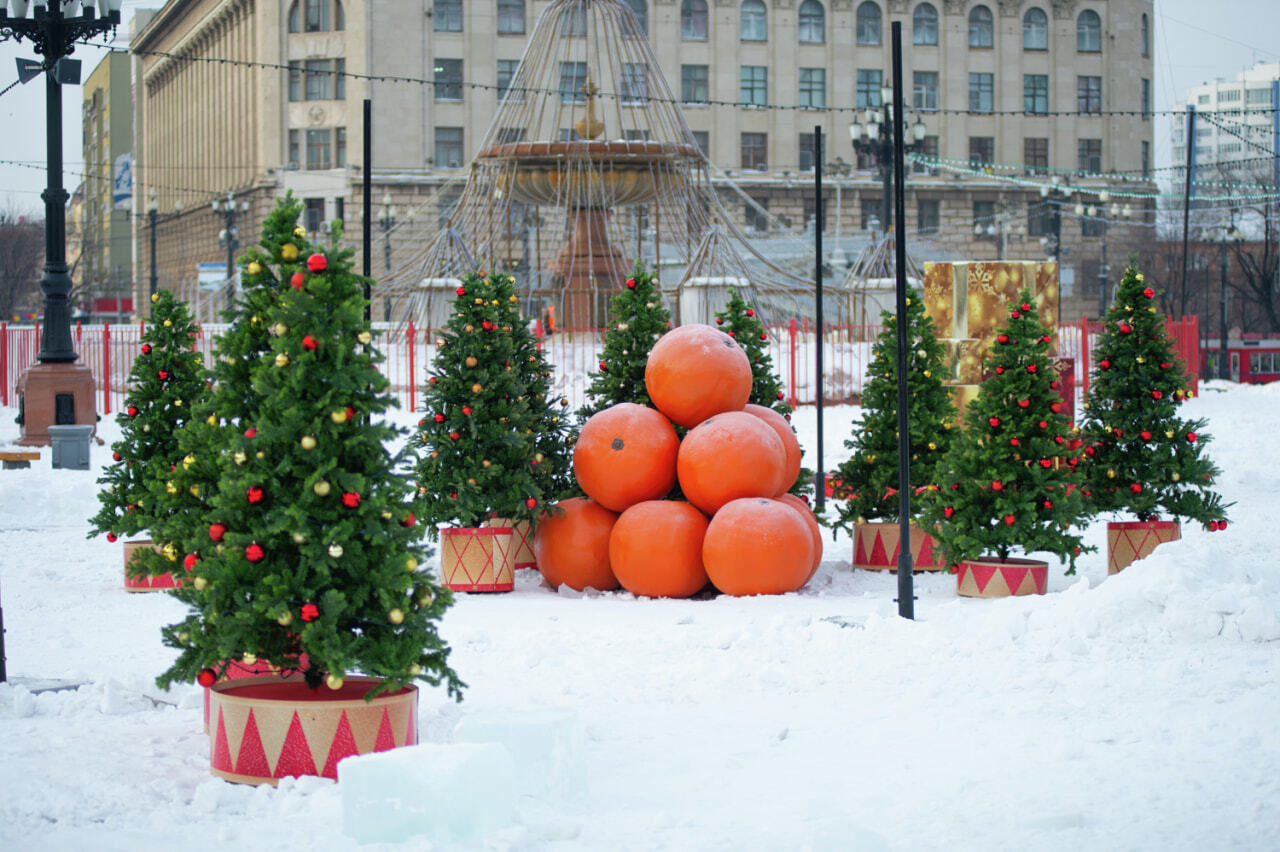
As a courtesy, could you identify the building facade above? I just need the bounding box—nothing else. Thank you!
[133,0,1155,322]
[80,51,135,322]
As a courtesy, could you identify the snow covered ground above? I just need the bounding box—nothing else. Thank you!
[1,382,1278,851]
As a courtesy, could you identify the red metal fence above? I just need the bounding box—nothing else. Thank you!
[0,317,1201,416]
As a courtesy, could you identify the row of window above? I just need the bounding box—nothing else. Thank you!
[1198,88,1276,105]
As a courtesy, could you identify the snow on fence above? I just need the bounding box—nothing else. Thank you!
[1,317,1199,416]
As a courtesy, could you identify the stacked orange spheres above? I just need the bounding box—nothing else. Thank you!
[537,323,821,598]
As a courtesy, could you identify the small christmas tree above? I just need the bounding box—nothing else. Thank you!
[1080,266,1229,527]
[831,291,956,531]
[88,290,207,555]
[415,270,573,530]
[153,200,462,699]
[579,263,670,417]
[714,288,791,414]
[921,288,1091,571]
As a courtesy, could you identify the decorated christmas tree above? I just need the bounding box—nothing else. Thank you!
[831,291,956,530]
[415,270,573,530]
[714,288,791,414]
[152,199,462,699]
[1080,266,1229,527]
[920,288,1091,571]
[578,263,670,417]
[88,290,207,555]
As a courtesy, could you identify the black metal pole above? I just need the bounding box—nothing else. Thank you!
[1097,226,1108,319]
[814,126,825,513]
[1219,241,1230,380]
[148,207,158,311]
[880,138,892,239]
[1179,105,1195,332]
[223,197,236,312]
[362,98,373,323]
[890,21,914,619]
[37,51,76,363]
[0,581,7,683]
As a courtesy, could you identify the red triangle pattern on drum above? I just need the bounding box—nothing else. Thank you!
[211,707,233,772]
[374,707,396,752]
[274,710,318,779]
[868,530,890,566]
[321,710,358,780]
[916,535,935,568]
[969,563,998,594]
[235,709,272,779]
[854,530,869,566]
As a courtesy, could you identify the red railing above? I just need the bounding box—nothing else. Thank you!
[0,318,1202,415]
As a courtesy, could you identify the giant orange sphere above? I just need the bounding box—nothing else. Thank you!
[776,493,823,583]
[609,500,710,598]
[573,403,679,512]
[743,403,803,496]
[677,411,786,515]
[532,497,620,591]
[645,324,752,428]
[703,498,813,596]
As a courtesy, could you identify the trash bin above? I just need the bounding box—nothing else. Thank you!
[48,424,93,470]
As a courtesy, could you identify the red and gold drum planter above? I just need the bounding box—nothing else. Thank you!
[208,675,417,786]
[441,526,514,592]
[123,539,182,592]
[486,517,536,570]
[203,657,300,734]
[956,557,1048,597]
[1107,520,1180,575]
[852,522,942,571]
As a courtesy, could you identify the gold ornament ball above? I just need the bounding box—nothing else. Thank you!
[358,331,372,344]
[328,543,344,558]
[255,451,265,459]
[508,295,518,304]
[482,459,491,468]
[233,451,247,465]
[326,674,344,690]
[381,510,392,520]
[405,557,418,572]
[163,319,172,328]
[182,454,196,470]
[292,531,307,544]
[388,608,405,625]
[192,576,208,591]
[277,611,293,626]
[1107,469,1117,479]
[474,298,484,305]
[1136,356,1145,364]
[206,414,218,426]
[472,383,483,393]
[928,442,937,450]
[300,435,317,450]
[281,242,299,261]
[248,261,263,276]
[165,481,178,495]
[314,480,331,496]
[189,485,201,498]
[464,324,475,333]
[275,353,290,367]
[177,632,189,642]
[162,542,177,559]
[408,664,423,676]
[330,409,348,424]
[293,225,306,238]
[1172,472,1181,482]
[242,653,257,665]
[174,399,183,407]
[150,293,160,303]
[923,370,932,378]
[274,322,289,337]
[465,356,478,367]
[1166,430,1175,438]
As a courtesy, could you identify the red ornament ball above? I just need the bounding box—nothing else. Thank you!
[209,523,227,542]
[746,308,755,317]
[599,361,608,371]
[1143,287,1155,299]
[997,334,1009,344]
[291,272,305,290]
[715,317,724,325]
[300,602,320,622]
[1141,430,1153,440]
[183,553,198,571]
[943,506,955,518]
[245,542,265,563]
[1217,520,1228,531]
[342,492,361,508]
[1038,420,1048,429]
[158,370,169,380]
[1100,360,1111,370]
[197,669,217,687]
[462,406,473,416]
[1026,364,1037,374]
[991,480,1004,491]
[401,513,417,528]
[989,416,1001,428]
[306,253,327,273]
[1050,402,1063,413]
[1004,514,1017,526]
[1186,432,1198,443]
[759,332,768,341]
[1018,399,1030,408]
[127,406,139,417]
[1039,459,1052,469]
[112,451,121,461]
[1011,310,1022,319]
[106,532,118,543]
[434,413,445,423]
[449,431,461,442]
[1043,500,1054,509]
[1009,438,1020,446]
[246,486,264,504]
[302,335,318,351]
[245,427,257,438]
[1020,302,1031,311]
[1130,483,1142,493]
[141,344,152,355]
[1151,390,1163,399]
[456,285,467,296]
[995,366,1004,375]
[525,497,538,509]
[626,278,637,289]
[1119,323,1133,335]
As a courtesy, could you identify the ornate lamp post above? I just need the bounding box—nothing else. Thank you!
[849,84,926,238]
[379,193,395,321]
[1204,222,1244,380]
[146,188,182,315]
[5,0,123,446]
[1075,193,1131,317]
[212,190,248,311]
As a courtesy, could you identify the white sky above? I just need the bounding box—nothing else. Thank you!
[0,0,1277,216]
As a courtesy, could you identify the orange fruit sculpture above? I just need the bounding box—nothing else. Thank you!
[677,411,786,515]
[743,403,803,496]
[645,324,752,428]
[776,493,823,583]
[609,500,710,598]
[573,403,679,512]
[532,497,620,591]
[703,497,813,596]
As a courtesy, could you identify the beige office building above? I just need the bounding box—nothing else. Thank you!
[132,0,1154,321]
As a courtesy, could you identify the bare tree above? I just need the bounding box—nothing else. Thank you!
[0,209,43,322]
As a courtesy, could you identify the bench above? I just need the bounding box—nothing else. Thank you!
[0,450,40,470]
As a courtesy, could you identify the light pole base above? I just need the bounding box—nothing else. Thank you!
[15,362,97,447]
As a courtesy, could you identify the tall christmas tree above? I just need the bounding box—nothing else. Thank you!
[415,270,573,530]
[88,290,207,556]
[152,200,462,699]
[831,291,956,531]
[1080,266,1229,527]
[578,263,670,418]
[714,288,791,414]
[920,288,1091,571]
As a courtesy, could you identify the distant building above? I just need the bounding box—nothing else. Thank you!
[1172,61,1280,176]
[80,51,133,322]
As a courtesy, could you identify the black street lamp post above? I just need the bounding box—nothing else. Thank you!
[1207,223,1243,381]
[212,190,248,312]
[848,85,926,237]
[4,0,123,445]
[146,189,182,315]
[379,193,395,321]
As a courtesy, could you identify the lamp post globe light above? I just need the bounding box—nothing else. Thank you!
[849,83,927,239]
[4,0,123,446]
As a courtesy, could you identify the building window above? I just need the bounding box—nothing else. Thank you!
[912,134,938,173]
[1077,9,1100,52]
[799,68,826,109]
[495,127,526,144]
[799,132,817,170]
[1137,140,1149,177]
[335,126,346,166]
[682,64,709,103]
[304,197,325,233]
[1247,87,1272,104]
[860,197,882,230]
[913,2,938,45]
[969,136,995,167]
[741,0,766,40]
[289,62,301,101]
[1024,74,1048,114]
[918,199,939,234]
[559,1,587,35]
[1077,75,1102,114]
[620,63,649,104]
[692,130,709,157]
[291,59,345,101]
[435,59,463,101]
[1028,203,1053,237]
[626,0,647,35]
[1023,7,1047,50]
[305,128,332,169]
[973,200,996,233]
[740,66,767,107]
[497,59,521,102]
[968,5,993,48]
[1141,78,1151,118]
[798,0,825,43]
[435,127,464,168]
[559,61,587,103]
[496,0,525,33]
[434,0,462,32]
[1081,211,1104,237]
[293,0,343,33]
[913,71,937,111]
[857,69,883,109]
[288,129,300,168]
[1025,137,1049,174]
[741,132,767,170]
[745,196,769,231]
[969,72,994,113]
[1140,13,1149,56]
[1077,138,1102,173]
[681,0,708,39]
[856,1,881,45]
